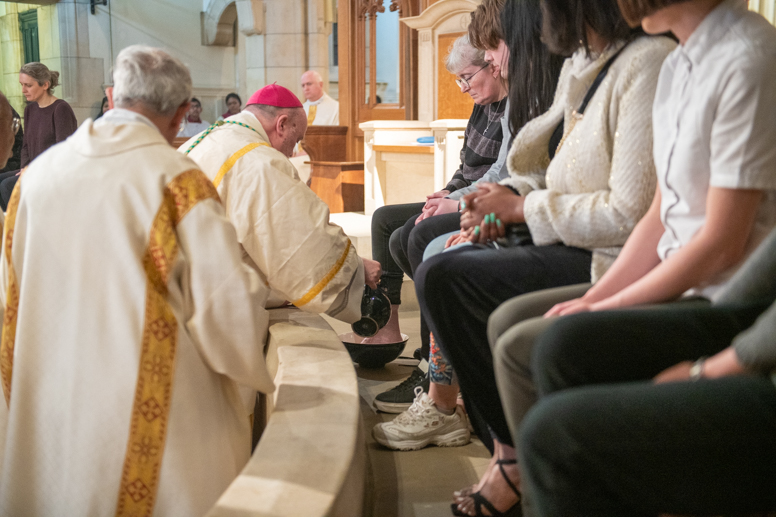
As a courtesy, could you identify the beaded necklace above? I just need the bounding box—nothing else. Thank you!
[184,119,261,155]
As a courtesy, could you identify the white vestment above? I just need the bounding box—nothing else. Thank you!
[0,109,274,517]
[177,118,210,138]
[304,92,339,125]
[182,111,364,322]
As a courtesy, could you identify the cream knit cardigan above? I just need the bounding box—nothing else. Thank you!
[503,36,676,281]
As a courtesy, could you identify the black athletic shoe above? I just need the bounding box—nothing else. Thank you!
[374,367,430,413]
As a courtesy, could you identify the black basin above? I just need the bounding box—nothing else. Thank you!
[339,333,408,368]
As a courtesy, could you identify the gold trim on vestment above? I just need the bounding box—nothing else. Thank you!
[1,183,22,407]
[292,239,352,307]
[115,169,219,517]
[213,142,269,188]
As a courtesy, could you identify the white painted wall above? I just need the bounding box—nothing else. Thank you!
[88,0,239,122]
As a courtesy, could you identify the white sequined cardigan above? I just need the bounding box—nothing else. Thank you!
[502,35,676,281]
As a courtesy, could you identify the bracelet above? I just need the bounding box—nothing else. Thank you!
[689,357,707,381]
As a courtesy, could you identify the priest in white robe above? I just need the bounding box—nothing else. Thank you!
[0,46,274,517]
[301,70,339,126]
[182,84,380,323]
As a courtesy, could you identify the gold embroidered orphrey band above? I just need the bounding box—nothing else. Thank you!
[1,183,22,406]
[114,169,219,517]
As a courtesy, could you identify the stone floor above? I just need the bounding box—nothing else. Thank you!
[323,310,490,517]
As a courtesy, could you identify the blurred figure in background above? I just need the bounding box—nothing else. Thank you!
[177,97,210,137]
[219,92,241,120]
[0,62,77,210]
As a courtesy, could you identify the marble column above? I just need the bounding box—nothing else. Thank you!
[263,0,308,98]
[0,3,28,116]
[306,0,332,90]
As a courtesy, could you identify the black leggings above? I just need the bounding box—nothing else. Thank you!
[389,211,462,359]
[370,203,425,304]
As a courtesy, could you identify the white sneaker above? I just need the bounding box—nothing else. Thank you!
[372,387,471,451]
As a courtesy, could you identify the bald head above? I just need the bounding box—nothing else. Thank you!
[300,70,324,103]
[246,103,307,158]
[0,92,14,170]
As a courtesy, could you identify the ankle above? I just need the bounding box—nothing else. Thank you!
[430,398,456,415]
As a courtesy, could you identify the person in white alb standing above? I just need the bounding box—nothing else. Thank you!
[300,70,339,126]
[177,97,210,138]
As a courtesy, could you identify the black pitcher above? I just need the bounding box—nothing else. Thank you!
[351,286,391,337]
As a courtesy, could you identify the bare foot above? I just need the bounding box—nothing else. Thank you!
[358,305,404,344]
[453,453,496,503]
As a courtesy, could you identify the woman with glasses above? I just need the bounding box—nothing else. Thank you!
[364,33,509,352]
[0,62,77,210]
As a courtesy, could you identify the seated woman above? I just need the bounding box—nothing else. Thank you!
[372,0,564,415]
[0,62,77,210]
[494,1,776,515]
[368,32,508,407]
[373,0,676,515]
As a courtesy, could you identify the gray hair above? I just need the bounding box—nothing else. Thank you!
[20,62,60,95]
[112,45,191,116]
[445,34,487,75]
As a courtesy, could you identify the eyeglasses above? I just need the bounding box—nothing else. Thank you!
[455,64,490,90]
[11,116,20,135]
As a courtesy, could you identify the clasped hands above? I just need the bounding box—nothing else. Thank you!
[415,190,460,224]
[445,183,525,247]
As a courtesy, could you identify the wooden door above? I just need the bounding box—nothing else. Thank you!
[338,0,421,161]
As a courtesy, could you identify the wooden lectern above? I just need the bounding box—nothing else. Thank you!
[301,126,364,213]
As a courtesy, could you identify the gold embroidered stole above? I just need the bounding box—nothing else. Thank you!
[213,142,269,188]
[291,238,352,307]
[114,169,219,517]
[307,104,317,125]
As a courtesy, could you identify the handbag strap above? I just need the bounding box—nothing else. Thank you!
[577,42,630,116]
[548,41,630,159]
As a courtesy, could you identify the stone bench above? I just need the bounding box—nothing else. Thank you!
[206,308,365,516]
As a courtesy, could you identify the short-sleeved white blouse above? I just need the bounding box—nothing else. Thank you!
[653,0,776,299]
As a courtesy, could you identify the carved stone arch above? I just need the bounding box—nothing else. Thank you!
[202,0,265,46]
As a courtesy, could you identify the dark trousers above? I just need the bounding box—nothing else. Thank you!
[389,210,462,359]
[519,301,776,517]
[414,243,592,446]
[371,203,424,304]
[390,211,462,279]
[0,170,19,211]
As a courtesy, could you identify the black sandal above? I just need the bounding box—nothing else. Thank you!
[450,459,522,517]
